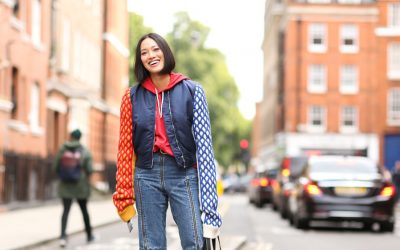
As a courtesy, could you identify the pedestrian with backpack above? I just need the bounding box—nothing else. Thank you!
[54,129,95,247]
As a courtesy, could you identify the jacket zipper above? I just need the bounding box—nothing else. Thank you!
[150,94,157,168]
[167,92,186,167]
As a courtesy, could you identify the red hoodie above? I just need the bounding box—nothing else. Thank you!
[141,73,189,156]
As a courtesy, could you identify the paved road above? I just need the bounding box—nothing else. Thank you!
[222,193,400,250]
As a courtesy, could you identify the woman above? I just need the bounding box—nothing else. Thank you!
[112,33,222,250]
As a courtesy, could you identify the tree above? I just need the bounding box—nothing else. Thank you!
[166,12,251,168]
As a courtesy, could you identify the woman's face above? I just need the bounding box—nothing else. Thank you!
[140,37,165,76]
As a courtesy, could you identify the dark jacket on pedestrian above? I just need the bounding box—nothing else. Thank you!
[54,140,93,199]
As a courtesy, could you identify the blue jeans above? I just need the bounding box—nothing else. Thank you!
[135,152,204,250]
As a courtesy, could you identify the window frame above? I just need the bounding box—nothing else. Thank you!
[340,106,358,133]
[339,64,359,94]
[29,82,41,131]
[340,24,359,54]
[387,88,400,126]
[388,43,400,80]
[388,3,400,28]
[31,0,42,46]
[307,105,326,133]
[308,64,327,93]
[308,23,327,53]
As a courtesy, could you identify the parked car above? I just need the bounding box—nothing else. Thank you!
[271,156,308,218]
[248,168,278,207]
[223,173,251,193]
[288,155,397,231]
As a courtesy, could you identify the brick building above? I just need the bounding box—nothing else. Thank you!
[0,0,51,203]
[0,0,129,204]
[375,0,400,171]
[254,0,400,171]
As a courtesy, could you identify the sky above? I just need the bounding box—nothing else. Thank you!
[128,0,266,120]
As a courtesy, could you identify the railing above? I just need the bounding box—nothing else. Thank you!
[102,161,117,193]
[0,151,118,204]
[1,152,56,204]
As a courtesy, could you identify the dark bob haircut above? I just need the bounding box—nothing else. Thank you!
[134,33,176,84]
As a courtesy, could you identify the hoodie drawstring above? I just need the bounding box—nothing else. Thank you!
[155,88,164,118]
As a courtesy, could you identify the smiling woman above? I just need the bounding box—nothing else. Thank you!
[128,0,265,119]
[113,32,223,249]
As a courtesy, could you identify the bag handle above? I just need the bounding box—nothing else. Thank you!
[205,236,221,250]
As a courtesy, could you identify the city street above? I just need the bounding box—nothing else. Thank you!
[27,193,400,250]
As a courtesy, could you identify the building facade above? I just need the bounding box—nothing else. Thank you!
[0,0,129,204]
[0,0,51,203]
[256,0,399,171]
[375,0,400,171]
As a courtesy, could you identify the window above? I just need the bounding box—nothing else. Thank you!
[12,0,20,18]
[32,0,41,46]
[388,88,400,126]
[388,43,400,80]
[73,32,82,79]
[61,18,71,71]
[308,105,326,132]
[308,24,327,53]
[340,24,358,53]
[29,82,40,130]
[11,67,19,119]
[340,65,358,94]
[388,3,400,28]
[308,64,327,93]
[340,106,358,133]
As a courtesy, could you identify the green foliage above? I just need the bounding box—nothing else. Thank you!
[128,13,152,85]
[166,12,251,168]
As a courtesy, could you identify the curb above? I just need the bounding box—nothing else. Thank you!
[12,219,120,250]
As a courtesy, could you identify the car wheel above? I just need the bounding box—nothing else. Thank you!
[255,200,264,208]
[288,213,294,225]
[280,207,288,219]
[362,222,371,231]
[294,213,309,229]
[380,222,394,232]
[272,202,278,211]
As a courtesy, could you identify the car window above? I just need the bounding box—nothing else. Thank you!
[290,157,308,177]
[267,168,279,178]
[310,158,378,174]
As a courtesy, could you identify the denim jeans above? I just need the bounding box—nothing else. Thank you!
[135,152,204,250]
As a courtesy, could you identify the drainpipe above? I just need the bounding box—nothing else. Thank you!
[101,0,108,166]
[296,17,302,132]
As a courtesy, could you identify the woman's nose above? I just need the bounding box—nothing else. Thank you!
[148,50,155,58]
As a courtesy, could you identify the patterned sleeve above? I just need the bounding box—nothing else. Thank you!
[112,88,137,222]
[192,84,222,238]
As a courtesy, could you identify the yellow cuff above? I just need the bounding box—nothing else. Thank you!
[118,205,137,222]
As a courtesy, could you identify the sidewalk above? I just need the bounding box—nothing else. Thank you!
[0,195,246,250]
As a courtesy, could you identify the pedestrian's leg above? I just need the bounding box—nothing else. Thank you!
[77,199,93,242]
[60,198,72,247]
[166,162,203,249]
[135,153,168,250]
[61,198,72,238]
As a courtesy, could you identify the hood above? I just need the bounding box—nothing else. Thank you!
[64,140,82,150]
[142,73,189,94]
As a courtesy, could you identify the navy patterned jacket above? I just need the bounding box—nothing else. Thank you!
[130,79,222,238]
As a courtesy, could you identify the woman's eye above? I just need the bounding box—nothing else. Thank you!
[141,51,147,56]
